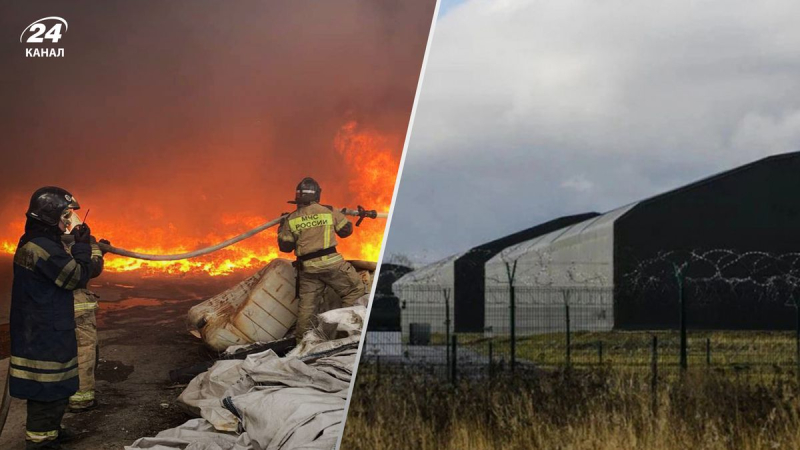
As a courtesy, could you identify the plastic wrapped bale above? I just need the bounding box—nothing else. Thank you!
[188,259,376,352]
[186,265,272,339]
[186,259,297,352]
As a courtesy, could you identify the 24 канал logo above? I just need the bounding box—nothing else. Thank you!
[20,17,68,58]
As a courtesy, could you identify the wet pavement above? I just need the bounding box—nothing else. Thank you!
[0,274,240,449]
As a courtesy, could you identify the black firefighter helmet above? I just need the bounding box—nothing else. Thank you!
[289,177,321,204]
[26,186,80,227]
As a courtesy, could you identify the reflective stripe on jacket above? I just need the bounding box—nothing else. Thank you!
[10,234,94,401]
[277,202,351,270]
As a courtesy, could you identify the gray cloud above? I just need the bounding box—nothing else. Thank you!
[387,0,800,263]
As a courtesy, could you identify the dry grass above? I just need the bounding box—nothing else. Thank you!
[342,366,800,449]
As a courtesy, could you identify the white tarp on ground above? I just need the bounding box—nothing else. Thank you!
[126,304,367,450]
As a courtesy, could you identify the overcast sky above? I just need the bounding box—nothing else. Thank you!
[386,0,800,264]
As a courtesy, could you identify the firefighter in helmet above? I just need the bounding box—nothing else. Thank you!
[277,177,365,340]
[62,221,107,412]
[10,187,104,449]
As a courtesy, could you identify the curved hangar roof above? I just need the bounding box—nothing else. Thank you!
[486,151,800,288]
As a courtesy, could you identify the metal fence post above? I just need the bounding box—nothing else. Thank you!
[488,340,494,377]
[598,341,603,365]
[565,292,571,368]
[651,335,658,412]
[505,261,518,372]
[677,271,688,371]
[444,288,451,375]
[794,295,800,382]
[376,355,381,387]
[451,334,458,384]
[510,284,516,372]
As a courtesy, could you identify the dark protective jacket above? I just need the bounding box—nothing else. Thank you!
[9,221,100,401]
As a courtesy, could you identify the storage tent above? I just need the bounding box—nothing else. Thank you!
[393,213,600,334]
[485,151,800,330]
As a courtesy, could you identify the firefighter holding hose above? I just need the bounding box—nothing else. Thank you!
[278,177,366,340]
[10,187,104,449]
[62,223,107,413]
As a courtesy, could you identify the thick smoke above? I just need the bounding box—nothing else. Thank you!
[0,0,433,269]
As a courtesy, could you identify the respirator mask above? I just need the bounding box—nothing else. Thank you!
[62,209,82,234]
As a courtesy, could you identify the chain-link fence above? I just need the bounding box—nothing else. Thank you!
[361,283,800,383]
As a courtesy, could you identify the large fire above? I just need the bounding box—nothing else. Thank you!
[1,122,398,277]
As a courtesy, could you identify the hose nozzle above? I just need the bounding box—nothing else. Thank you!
[355,205,378,226]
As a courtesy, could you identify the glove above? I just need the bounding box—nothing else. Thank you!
[98,239,111,255]
[70,223,91,244]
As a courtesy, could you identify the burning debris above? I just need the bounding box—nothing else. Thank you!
[1,123,398,278]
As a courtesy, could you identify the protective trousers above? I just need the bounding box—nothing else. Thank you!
[69,290,98,409]
[295,259,364,340]
[26,398,68,449]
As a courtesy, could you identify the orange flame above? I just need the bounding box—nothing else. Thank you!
[333,120,399,265]
[0,122,399,277]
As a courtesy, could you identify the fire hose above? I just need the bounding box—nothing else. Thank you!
[70,206,386,260]
[0,205,386,438]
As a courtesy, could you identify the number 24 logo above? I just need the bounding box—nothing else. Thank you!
[20,17,68,44]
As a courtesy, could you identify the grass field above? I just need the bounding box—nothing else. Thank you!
[407,330,799,372]
[342,365,800,449]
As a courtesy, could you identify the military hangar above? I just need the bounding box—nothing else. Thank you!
[452,213,600,332]
[483,151,800,331]
[392,213,601,335]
